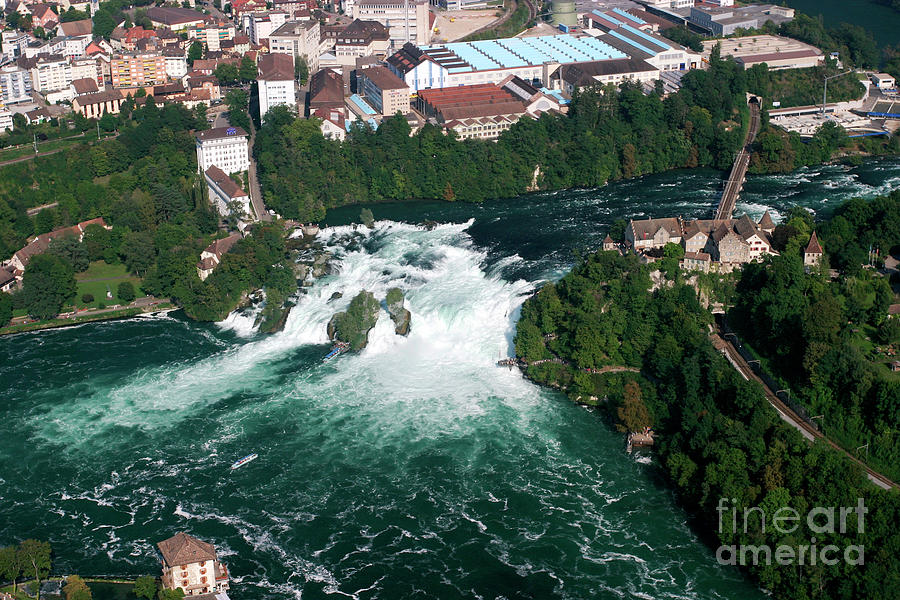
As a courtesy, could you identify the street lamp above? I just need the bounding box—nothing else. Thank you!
[822,70,853,115]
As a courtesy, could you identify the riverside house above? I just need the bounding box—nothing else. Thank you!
[157,532,231,598]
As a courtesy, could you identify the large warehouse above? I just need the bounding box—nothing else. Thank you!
[386,34,628,93]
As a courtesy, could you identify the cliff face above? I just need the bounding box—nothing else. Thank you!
[386,287,411,336]
[327,290,380,350]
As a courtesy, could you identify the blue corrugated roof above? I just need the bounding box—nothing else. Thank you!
[349,94,377,116]
[612,7,646,25]
[607,29,656,56]
[620,24,669,51]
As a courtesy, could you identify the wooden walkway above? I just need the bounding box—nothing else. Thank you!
[714,100,761,221]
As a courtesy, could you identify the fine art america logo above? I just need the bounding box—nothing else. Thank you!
[715,498,866,566]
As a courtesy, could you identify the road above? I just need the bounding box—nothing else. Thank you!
[213,111,270,222]
[714,101,760,220]
[713,325,898,491]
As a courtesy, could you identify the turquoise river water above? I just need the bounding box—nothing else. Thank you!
[1,158,899,600]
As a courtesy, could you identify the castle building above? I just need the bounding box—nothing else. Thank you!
[157,532,230,597]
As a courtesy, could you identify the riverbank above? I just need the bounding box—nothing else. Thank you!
[0,302,176,337]
[1,577,136,600]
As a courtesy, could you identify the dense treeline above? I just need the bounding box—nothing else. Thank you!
[732,191,900,481]
[514,249,900,599]
[0,99,291,324]
[256,54,753,221]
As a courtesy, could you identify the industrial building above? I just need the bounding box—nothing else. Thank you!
[386,34,630,93]
[593,23,701,71]
[702,35,823,70]
[688,4,794,36]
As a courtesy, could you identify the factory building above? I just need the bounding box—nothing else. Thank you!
[386,34,629,93]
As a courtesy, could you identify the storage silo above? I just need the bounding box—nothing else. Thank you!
[551,0,577,27]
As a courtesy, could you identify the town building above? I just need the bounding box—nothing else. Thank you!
[626,216,683,252]
[246,11,290,45]
[157,532,230,596]
[334,19,390,66]
[804,231,823,267]
[188,22,236,52]
[352,0,429,47]
[0,64,33,104]
[147,6,210,31]
[204,166,251,225]
[3,218,109,283]
[314,107,349,140]
[357,65,409,117]
[111,53,168,88]
[29,4,59,29]
[0,106,13,133]
[257,52,296,118]
[269,19,321,73]
[627,213,777,267]
[309,67,347,112]
[72,88,124,118]
[1,30,35,61]
[230,0,268,20]
[701,35,823,70]
[195,126,250,175]
[163,47,189,79]
[57,19,93,39]
[24,106,51,124]
[30,55,71,92]
[273,0,311,17]
[688,4,794,37]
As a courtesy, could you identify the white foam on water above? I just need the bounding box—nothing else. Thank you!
[34,219,537,447]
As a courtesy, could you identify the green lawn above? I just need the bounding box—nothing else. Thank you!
[73,261,144,309]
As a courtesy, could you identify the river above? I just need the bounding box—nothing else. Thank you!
[781,0,899,48]
[1,158,898,600]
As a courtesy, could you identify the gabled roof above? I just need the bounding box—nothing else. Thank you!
[71,77,99,94]
[157,533,217,567]
[58,19,93,37]
[205,165,248,199]
[805,231,823,255]
[734,214,762,241]
[630,217,682,241]
[203,232,242,258]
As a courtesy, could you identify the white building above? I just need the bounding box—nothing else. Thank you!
[70,57,101,87]
[204,166,251,225]
[352,0,429,47]
[164,49,189,79]
[0,106,13,132]
[157,532,231,597]
[269,19,321,73]
[257,53,296,119]
[0,65,33,104]
[871,73,896,90]
[195,126,250,176]
[1,31,35,61]
[31,55,72,92]
[246,11,289,45]
[594,24,701,72]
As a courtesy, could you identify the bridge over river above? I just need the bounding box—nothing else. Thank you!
[715,99,761,220]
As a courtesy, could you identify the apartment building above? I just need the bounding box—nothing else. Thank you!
[257,53,295,118]
[188,22,236,52]
[31,55,71,92]
[111,53,168,88]
[0,65,33,104]
[352,0,429,47]
[246,11,289,45]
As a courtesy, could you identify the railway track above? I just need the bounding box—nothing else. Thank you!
[714,101,760,221]
[715,326,898,491]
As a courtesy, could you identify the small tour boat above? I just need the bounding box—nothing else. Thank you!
[323,342,350,362]
[230,453,258,470]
